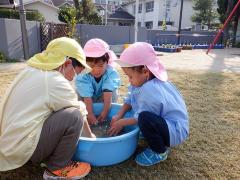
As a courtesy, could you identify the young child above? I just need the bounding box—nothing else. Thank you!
[108,42,189,166]
[75,38,121,125]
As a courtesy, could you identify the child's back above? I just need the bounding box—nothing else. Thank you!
[126,78,189,146]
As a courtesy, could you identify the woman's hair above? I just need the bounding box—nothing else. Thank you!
[86,53,109,64]
[126,65,156,80]
[69,57,84,68]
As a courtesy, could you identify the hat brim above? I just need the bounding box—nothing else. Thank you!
[147,57,168,81]
[115,59,138,67]
[85,51,105,58]
[77,59,91,73]
[115,57,168,82]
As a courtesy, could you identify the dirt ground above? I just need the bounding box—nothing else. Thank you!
[0,49,240,179]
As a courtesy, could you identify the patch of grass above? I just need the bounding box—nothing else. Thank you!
[0,69,239,179]
[0,52,6,63]
[0,51,19,63]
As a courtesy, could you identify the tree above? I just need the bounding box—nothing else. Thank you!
[217,0,228,23]
[73,0,81,21]
[191,0,218,30]
[217,0,240,45]
[58,6,78,38]
[59,0,101,25]
[80,0,101,24]
[58,6,77,24]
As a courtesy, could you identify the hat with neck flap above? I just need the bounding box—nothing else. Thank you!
[115,42,168,81]
[27,37,91,72]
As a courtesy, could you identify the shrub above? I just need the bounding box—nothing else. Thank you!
[235,41,240,48]
[0,52,6,63]
[0,8,44,22]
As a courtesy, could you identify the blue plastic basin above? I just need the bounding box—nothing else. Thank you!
[72,103,139,166]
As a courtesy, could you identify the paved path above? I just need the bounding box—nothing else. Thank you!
[0,62,26,72]
[159,48,240,73]
[0,48,240,73]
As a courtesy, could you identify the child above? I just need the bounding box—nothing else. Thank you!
[108,42,189,166]
[75,38,121,125]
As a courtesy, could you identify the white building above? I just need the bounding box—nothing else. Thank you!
[123,0,196,30]
[15,0,60,23]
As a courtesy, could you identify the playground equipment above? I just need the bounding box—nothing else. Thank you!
[207,0,240,54]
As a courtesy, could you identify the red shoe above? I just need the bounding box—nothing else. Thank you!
[43,162,91,179]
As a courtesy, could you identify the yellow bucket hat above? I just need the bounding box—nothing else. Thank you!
[27,37,91,72]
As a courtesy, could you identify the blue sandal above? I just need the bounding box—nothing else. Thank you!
[135,148,169,166]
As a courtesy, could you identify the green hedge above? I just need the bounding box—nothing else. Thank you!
[0,51,6,63]
[0,8,44,22]
[235,42,240,48]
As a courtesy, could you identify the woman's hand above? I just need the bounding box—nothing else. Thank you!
[108,119,125,136]
[87,113,97,125]
[90,132,96,138]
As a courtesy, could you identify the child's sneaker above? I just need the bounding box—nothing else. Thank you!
[135,148,169,166]
[43,162,91,180]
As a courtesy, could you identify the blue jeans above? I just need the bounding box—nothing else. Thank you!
[138,111,170,153]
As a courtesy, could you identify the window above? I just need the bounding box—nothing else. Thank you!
[133,5,136,14]
[119,22,131,26]
[158,21,174,26]
[138,22,141,27]
[146,1,154,12]
[138,4,142,13]
[145,21,153,29]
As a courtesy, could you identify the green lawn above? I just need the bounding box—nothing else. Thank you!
[0,69,239,179]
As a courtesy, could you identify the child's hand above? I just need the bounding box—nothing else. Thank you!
[111,115,120,126]
[87,113,97,125]
[108,119,125,136]
[97,111,108,123]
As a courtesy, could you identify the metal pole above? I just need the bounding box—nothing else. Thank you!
[105,0,108,25]
[19,0,29,59]
[134,0,139,42]
[207,0,240,54]
[177,0,184,45]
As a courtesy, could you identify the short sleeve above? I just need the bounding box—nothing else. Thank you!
[124,86,132,105]
[102,68,121,91]
[134,84,164,120]
[75,74,94,97]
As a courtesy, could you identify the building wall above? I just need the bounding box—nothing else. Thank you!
[75,24,147,46]
[0,18,222,60]
[124,0,195,30]
[25,2,60,23]
[0,18,41,60]
[236,21,240,43]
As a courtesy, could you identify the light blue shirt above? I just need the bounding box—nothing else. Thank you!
[125,78,189,147]
[75,66,121,100]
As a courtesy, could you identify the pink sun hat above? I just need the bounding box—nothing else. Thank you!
[83,38,117,66]
[116,42,168,81]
